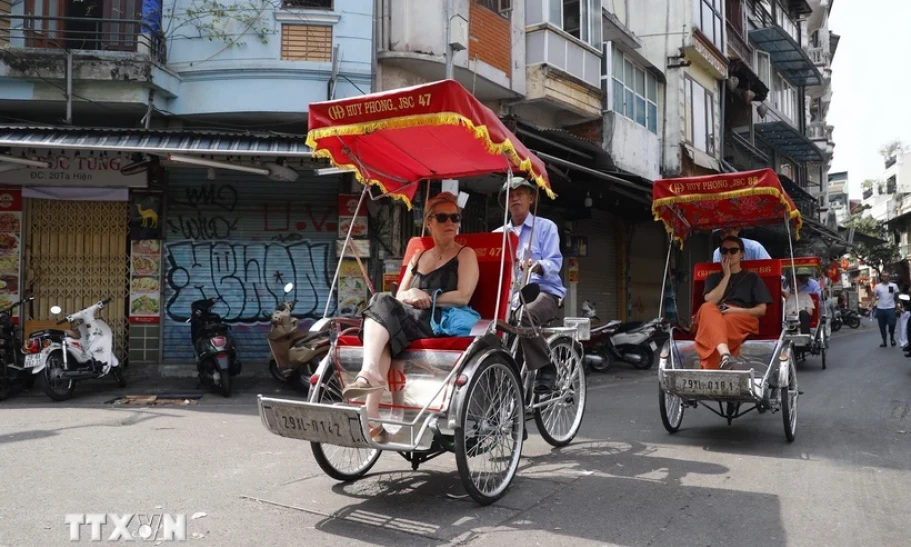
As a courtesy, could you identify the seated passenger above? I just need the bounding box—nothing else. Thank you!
[694,236,773,370]
[782,269,820,334]
[712,226,771,263]
[341,192,479,440]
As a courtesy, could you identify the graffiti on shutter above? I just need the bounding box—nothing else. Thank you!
[162,171,341,363]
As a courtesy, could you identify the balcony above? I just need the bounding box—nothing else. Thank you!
[807,120,834,157]
[0,14,164,115]
[378,0,518,100]
[748,1,822,86]
[523,26,602,122]
[727,20,754,65]
[806,46,831,68]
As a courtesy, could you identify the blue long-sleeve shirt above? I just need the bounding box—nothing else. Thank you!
[495,214,566,304]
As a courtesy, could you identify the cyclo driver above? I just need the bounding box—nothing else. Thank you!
[494,177,566,393]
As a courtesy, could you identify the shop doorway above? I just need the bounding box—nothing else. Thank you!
[24,199,130,360]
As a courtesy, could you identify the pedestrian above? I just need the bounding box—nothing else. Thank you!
[871,271,900,347]
[900,285,911,351]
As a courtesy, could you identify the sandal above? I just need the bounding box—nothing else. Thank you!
[341,375,387,399]
[369,424,389,443]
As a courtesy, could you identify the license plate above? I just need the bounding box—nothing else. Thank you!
[23,353,43,369]
[262,404,361,445]
[675,374,741,396]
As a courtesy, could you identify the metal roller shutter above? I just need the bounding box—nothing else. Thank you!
[162,169,340,364]
[575,210,619,321]
[628,222,669,321]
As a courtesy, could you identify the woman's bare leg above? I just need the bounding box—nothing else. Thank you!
[365,345,394,420]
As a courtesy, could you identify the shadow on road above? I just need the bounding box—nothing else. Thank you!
[262,438,787,547]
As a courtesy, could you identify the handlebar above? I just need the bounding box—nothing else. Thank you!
[101,298,112,306]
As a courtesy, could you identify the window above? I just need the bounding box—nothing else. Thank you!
[550,0,601,47]
[281,24,333,61]
[756,50,771,88]
[476,0,512,17]
[772,72,796,121]
[685,76,715,154]
[281,0,332,8]
[888,176,897,195]
[694,0,724,51]
[610,48,659,134]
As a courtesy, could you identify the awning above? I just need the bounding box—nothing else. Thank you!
[306,79,552,208]
[779,174,818,204]
[754,121,824,163]
[0,127,313,157]
[683,144,722,172]
[839,226,889,247]
[748,27,822,86]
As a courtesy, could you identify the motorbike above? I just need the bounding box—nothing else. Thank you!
[24,299,125,401]
[841,307,861,329]
[0,296,35,400]
[580,300,668,372]
[189,296,240,397]
[830,308,843,332]
[267,283,330,393]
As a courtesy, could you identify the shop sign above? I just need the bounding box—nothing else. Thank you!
[1,155,147,188]
[129,192,163,240]
[129,240,162,324]
[568,257,579,284]
[338,259,368,316]
[0,188,22,322]
[337,239,370,258]
[338,194,368,239]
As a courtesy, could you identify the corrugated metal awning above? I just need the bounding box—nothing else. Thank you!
[0,126,313,157]
[749,26,822,86]
[754,121,824,163]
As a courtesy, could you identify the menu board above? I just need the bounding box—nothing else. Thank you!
[338,259,368,317]
[0,189,22,322]
[129,240,162,324]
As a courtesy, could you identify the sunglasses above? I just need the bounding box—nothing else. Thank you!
[432,213,461,224]
[719,247,742,255]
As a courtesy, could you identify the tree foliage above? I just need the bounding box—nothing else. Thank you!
[880,139,906,162]
[162,0,279,55]
[845,213,899,275]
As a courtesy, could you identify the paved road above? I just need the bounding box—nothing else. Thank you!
[1,323,910,546]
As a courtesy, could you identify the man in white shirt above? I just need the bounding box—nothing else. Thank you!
[785,282,816,334]
[872,271,900,347]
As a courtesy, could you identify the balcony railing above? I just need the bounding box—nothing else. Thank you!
[0,15,161,58]
[886,156,898,169]
[726,20,753,64]
[526,27,601,89]
[750,1,800,44]
[806,47,831,68]
[807,121,833,142]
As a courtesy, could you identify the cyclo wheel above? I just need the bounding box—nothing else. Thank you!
[534,336,586,447]
[781,361,798,442]
[455,354,524,506]
[659,385,685,433]
[311,365,381,481]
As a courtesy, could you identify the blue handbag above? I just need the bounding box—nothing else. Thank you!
[429,289,481,336]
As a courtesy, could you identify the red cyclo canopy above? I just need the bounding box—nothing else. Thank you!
[652,168,802,242]
[307,80,552,208]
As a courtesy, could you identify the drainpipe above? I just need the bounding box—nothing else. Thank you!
[65,50,73,125]
[719,79,727,171]
[371,0,379,92]
[660,0,672,175]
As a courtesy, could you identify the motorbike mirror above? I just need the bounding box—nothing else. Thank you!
[50,306,62,315]
[284,282,294,294]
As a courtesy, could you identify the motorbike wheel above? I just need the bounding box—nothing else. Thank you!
[847,316,861,329]
[268,359,291,384]
[112,367,127,388]
[831,320,842,333]
[588,349,614,373]
[41,351,75,401]
[628,347,654,370]
[219,367,232,398]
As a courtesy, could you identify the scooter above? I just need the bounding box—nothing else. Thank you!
[841,307,861,329]
[0,295,35,400]
[189,296,240,397]
[830,309,843,332]
[24,299,125,401]
[267,283,330,393]
[580,301,668,372]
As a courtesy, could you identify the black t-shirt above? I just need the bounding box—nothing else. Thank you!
[704,270,773,309]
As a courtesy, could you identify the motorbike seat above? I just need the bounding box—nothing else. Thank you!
[65,329,81,339]
[613,321,644,334]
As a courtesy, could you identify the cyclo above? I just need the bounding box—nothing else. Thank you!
[256,80,590,505]
[782,256,828,369]
[652,168,808,442]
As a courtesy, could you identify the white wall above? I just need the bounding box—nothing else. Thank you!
[604,112,661,180]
